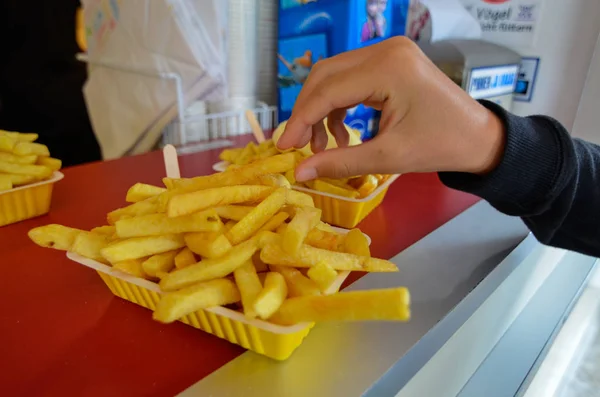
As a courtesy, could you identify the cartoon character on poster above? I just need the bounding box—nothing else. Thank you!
[361,0,389,42]
[406,0,431,43]
[277,50,323,88]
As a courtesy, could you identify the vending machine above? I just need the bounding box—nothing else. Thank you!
[419,39,521,111]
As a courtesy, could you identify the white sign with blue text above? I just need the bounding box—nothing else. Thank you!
[460,0,542,48]
[468,64,519,100]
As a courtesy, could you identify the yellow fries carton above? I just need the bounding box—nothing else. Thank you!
[0,171,64,227]
[67,251,350,361]
[293,175,400,229]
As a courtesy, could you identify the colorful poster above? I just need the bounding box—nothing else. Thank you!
[459,0,542,48]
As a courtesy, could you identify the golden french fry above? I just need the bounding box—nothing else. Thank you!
[257,212,289,233]
[113,258,147,278]
[305,227,345,251]
[0,161,52,179]
[272,266,321,297]
[0,135,17,152]
[90,225,116,236]
[219,148,243,163]
[71,231,111,263]
[36,157,62,172]
[153,279,240,324]
[101,234,186,264]
[261,243,398,272]
[0,152,37,165]
[159,237,259,291]
[13,141,50,157]
[224,220,237,232]
[310,179,359,198]
[253,272,288,320]
[350,175,379,198]
[214,205,254,221]
[28,224,83,250]
[106,196,159,225]
[258,146,279,159]
[271,288,411,325]
[252,251,269,273]
[286,190,315,207]
[0,130,38,142]
[284,170,296,185]
[343,228,371,257]
[226,188,287,245]
[142,250,178,278]
[320,177,352,189]
[125,183,166,203]
[160,153,296,209]
[233,260,262,318]
[0,173,37,186]
[0,175,12,191]
[115,210,221,238]
[307,262,339,293]
[282,206,321,255]
[175,247,197,269]
[184,232,232,259]
[251,174,291,189]
[257,230,282,249]
[167,185,273,218]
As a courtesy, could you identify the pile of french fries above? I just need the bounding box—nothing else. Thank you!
[219,139,392,199]
[0,130,62,192]
[28,153,410,326]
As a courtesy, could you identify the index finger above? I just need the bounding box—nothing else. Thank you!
[278,66,385,150]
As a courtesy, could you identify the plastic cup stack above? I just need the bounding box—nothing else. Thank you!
[257,0,278,106]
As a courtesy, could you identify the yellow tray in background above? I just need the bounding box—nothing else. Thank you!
[0,171,64,227]
[66,229,370,361]
[292,175,400,229]
[212,161,399,229]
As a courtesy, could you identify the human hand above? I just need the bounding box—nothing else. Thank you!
[276,37,506,182]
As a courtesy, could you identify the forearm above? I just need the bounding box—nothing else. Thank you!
[440,101,600,257]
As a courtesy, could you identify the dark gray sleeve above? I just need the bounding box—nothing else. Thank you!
[439,100,600,257]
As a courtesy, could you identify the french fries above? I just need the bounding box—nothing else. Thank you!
[159,237,259,291]
[272,266,321,298]
[253,272,288,320]
[114,210,221,238]
[260,243,398,272]
[153,279,240,323]
[233,261,263,318]
[307,262,338,293]
[270,288,411,325]
[226,187,286,245]
[167,185,273,217]
[0,131,58,190]
[174,247,197,269]
[217,136,392,199]
[113,258,147,278]
[126,183,166,203]
[101,234,186,263]
[28,224,82,251]
[142,250,178,278]
[29,155,410,330]
[282,207,321,255]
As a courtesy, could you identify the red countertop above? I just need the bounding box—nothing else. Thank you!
[0,144,479,396]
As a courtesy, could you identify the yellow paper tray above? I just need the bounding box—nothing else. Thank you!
[292,175,400,229]
[66,254,350,361]
[213,161,399,229]
[0,171,64,227]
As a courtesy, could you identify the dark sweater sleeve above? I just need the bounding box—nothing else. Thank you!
[439,100,600,258]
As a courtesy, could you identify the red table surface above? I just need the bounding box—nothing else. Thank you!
[0,145,479,396]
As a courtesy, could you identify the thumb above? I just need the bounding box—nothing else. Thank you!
[295,136,392,181]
